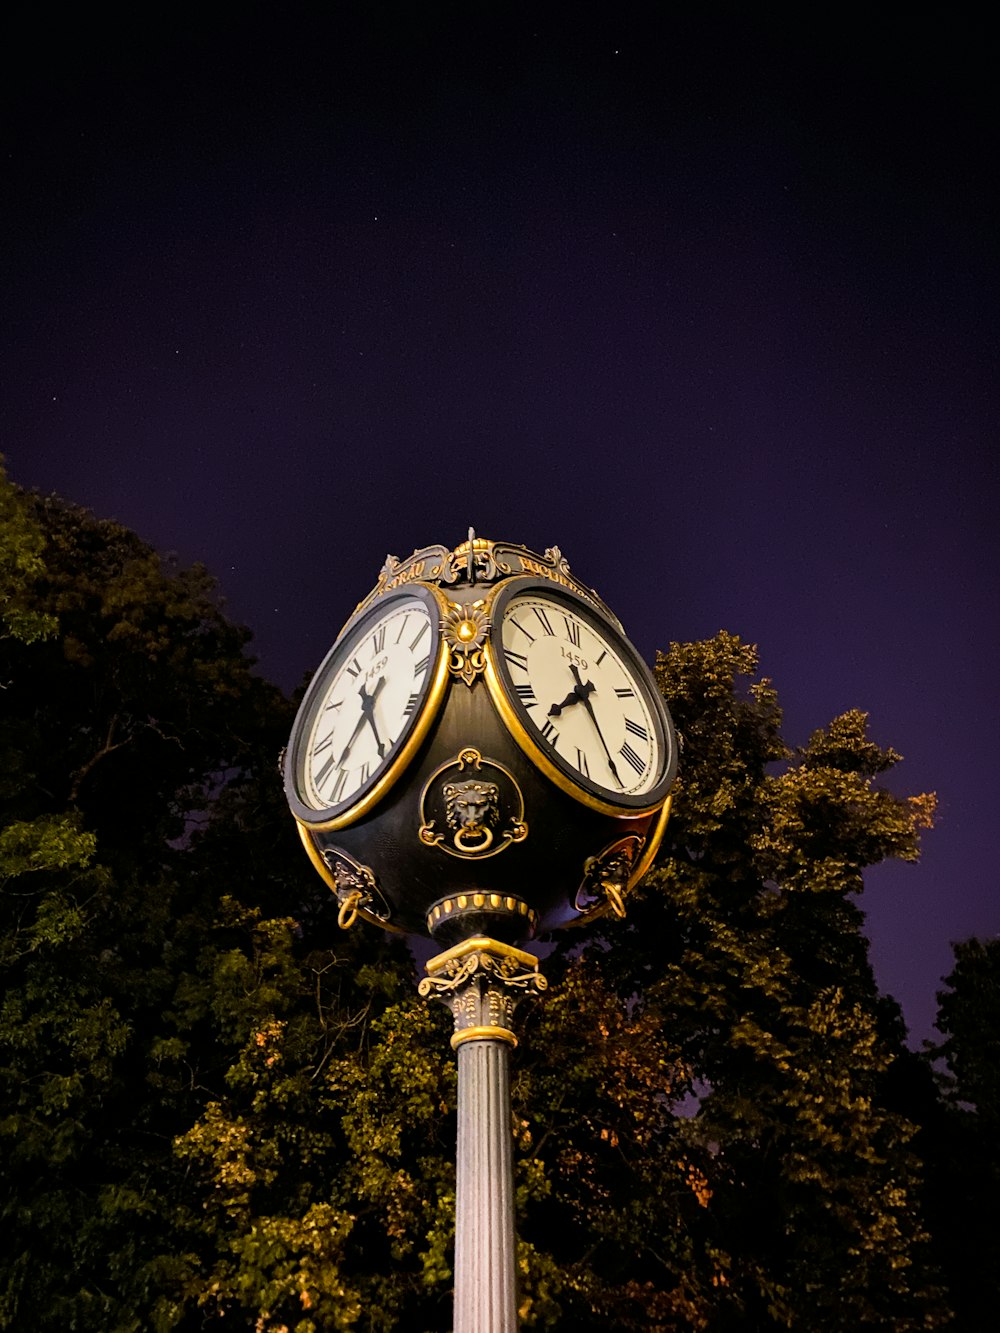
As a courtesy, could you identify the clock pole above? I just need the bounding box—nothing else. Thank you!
[419,938,547,1332]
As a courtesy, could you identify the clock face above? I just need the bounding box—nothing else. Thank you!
[288,590,441,822]
[491,585,674,809]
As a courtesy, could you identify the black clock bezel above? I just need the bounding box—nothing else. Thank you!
[483,578,677,815]
[284,584,448,830]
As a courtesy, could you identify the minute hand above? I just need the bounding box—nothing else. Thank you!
[359,676,388,759]
[337,676,387,766]
[570,665,621,786]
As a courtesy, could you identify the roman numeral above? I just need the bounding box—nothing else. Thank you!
[574,747,590,777]
[312,735,333,755]
[511,618,535,642]
[346,657,362,678]
[506,650,529,672]
[541,719,559,747]
[403,691,420,717]
[515,683,536,705]
[327,767,349,803]
[372,625,386,654]
[614,686,635,699]
[533,606,555,635]
[395,614,410,644]
[409,621,429,652]
[414,654,430,676]
[624,718,649,740]
[314,754,336,788]
[619,740,645,774]
[596,649,607,666]
[358,762,370,785]
[562,616,581,647]
[323,698,344,712]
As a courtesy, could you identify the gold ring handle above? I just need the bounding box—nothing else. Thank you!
[453,825,494,853]
[337,889,362,930]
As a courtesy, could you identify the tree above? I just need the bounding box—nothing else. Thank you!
[1,479,947,1328]
[0,474,444,1331]
[169,634,947,1330]
[919,937,1000,1328]
[500,634,947,1329]
[0,473,294,1329]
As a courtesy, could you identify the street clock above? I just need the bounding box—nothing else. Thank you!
[284,537,677,944]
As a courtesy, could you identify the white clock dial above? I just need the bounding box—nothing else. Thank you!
[301,597,435,812]
[499,592,663,799]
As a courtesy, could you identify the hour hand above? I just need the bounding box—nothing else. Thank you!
[548,688,581,717]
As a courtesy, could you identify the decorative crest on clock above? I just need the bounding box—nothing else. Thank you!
[351,535,622,632]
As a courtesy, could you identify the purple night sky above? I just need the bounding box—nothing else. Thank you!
[3,8,996,1043]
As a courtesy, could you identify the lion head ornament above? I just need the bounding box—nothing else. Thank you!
[443,779,500,851]
[418,747,528,860]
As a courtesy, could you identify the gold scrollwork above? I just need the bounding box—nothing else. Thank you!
[542,544,571,574]
[418,748,528,859]
[350,544,455,618]
[347,537,624,634]
[296,826,406,933]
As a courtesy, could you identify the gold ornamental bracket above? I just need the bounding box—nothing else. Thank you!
[442,599,490,686]
[296,827,406,934]
[567,794,674,928]
[419,936,548,1049]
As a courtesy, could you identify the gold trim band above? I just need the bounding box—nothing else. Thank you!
[629,793,672,887]
[451,1025,518,1050]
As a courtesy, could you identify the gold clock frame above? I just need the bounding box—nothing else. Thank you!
[480,579,674,820]
[287,584,453,833]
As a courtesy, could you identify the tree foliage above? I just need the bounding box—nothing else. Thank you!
[918,937,1000,1328]
[1,476,958,1329]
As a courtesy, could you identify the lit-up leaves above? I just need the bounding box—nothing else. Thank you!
[0,459,58,645]
[509,956,707,1327]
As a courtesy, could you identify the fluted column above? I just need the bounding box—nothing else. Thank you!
[419,936,547,1333]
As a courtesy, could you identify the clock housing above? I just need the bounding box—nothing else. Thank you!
[283,538,678,944]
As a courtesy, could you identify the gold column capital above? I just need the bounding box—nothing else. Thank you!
[418,935,548,1049]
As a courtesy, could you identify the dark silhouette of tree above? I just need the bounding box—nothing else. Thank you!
[920,937,1000,1329]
